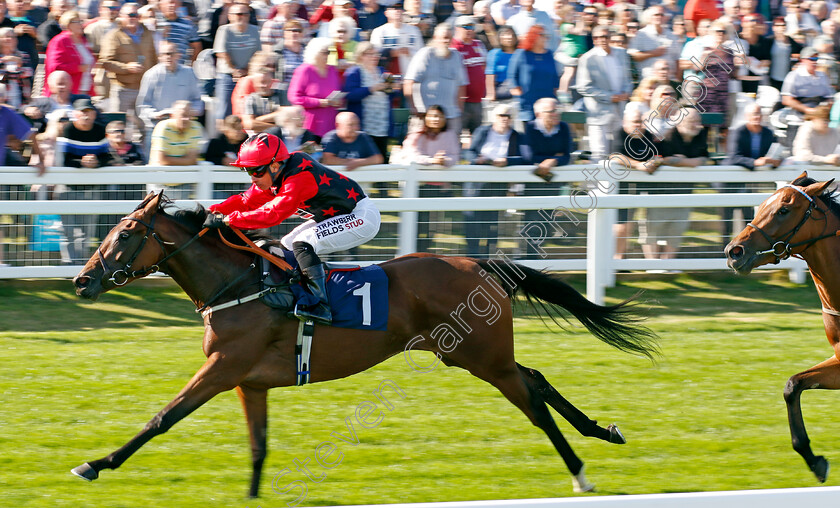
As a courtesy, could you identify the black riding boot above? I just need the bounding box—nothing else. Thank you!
[293,242,332,325]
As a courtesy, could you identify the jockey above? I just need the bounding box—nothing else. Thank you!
[203,132,381,324]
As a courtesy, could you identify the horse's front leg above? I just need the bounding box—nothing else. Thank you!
[71,349,254,481]
[784,354,840,482]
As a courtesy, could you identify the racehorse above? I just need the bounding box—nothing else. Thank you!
[725,172,840,483]
[70,191,659,498]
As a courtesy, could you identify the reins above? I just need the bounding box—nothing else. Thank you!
[216,227,294,272]
[747,185,840,263]
[197,228,296,317]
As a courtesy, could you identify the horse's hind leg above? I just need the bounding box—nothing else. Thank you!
[784,354,840,482]
[480,366,595,493]
[236,385,268,498]
[518,363,625,444]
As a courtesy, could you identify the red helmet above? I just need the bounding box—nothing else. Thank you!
[231,133,289,168]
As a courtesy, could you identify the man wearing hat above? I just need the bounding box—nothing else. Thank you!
[55,98,110,264]
[451,16,486,134]
[370,2,424,76]
[55,98,109,169]
[781,46,834,118]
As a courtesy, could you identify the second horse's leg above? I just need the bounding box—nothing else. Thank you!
[784,354,840,482]
[518,363,625,444]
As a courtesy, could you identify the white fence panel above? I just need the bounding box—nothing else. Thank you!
[1,164,834,302]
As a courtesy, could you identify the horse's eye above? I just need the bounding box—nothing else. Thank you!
[779,207,789,215]
[119,231,130,240]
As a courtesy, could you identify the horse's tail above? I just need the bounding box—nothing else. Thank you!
[476,260,660,361]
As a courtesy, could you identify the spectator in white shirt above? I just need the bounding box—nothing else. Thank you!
[370,3,424,75]
[628,5,680,79]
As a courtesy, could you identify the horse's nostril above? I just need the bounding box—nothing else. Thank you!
[74,276,90,288]
[728,245,744,259]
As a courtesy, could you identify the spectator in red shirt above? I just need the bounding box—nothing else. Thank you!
[450,16,487,134]
[44,10,95,96]
[309,0,357,37]
[684,0,721,32]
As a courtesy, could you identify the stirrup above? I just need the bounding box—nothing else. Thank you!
[292,302,332,325]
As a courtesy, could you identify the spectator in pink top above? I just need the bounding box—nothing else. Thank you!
[287,37,344,142]
[44,10,95,96]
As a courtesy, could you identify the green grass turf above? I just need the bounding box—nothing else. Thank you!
[0,271,837,507]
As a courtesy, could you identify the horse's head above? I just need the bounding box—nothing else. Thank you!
[73,191,172,300]
[725,172,835,274]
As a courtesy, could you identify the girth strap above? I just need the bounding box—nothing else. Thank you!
[296,319,315,386]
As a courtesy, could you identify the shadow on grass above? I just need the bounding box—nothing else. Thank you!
[0,278,198,333]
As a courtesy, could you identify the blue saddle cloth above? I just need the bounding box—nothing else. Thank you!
[271,250,389,331]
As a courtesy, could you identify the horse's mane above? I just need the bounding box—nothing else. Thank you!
[791,175,840,220]
[134,194,276,247]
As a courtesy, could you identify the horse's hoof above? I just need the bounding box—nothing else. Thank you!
[811,456,829,483]
[571,465,596,493]
[607,423,626,444]
[71,463,99,481]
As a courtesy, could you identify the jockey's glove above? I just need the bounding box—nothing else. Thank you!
[203,212,227,229]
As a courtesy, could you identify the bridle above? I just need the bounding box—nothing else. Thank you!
[97,214,207,286]
[747,185,839,263]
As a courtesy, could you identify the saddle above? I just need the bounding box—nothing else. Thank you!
[257,244,360,314]
[214,228,388,330]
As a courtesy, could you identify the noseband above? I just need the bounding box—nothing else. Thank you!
[97,214,206,286]
[747,185,838,263]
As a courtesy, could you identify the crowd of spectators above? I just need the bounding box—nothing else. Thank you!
[6,0,840,265]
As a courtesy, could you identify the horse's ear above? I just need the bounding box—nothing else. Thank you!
[133,191,159,212]
[795,171,808,183]
[804,178,835,197]
[141,190,165,214]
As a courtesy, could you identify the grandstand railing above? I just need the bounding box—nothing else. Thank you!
[2,163,835,304]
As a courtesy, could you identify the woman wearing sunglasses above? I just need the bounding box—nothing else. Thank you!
[203,132,381,325]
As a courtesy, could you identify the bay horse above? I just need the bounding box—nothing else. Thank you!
[725,172,840,483]
[71,191,659,498]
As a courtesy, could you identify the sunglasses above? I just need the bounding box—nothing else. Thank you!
[230,11,247,15]
[460,24,475,29]
[287,28,302,33]
[108,129,125,134]
[126,12,138,17]
[242,165,269,178]
[806,56,819,61]
[498,113,511,118]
